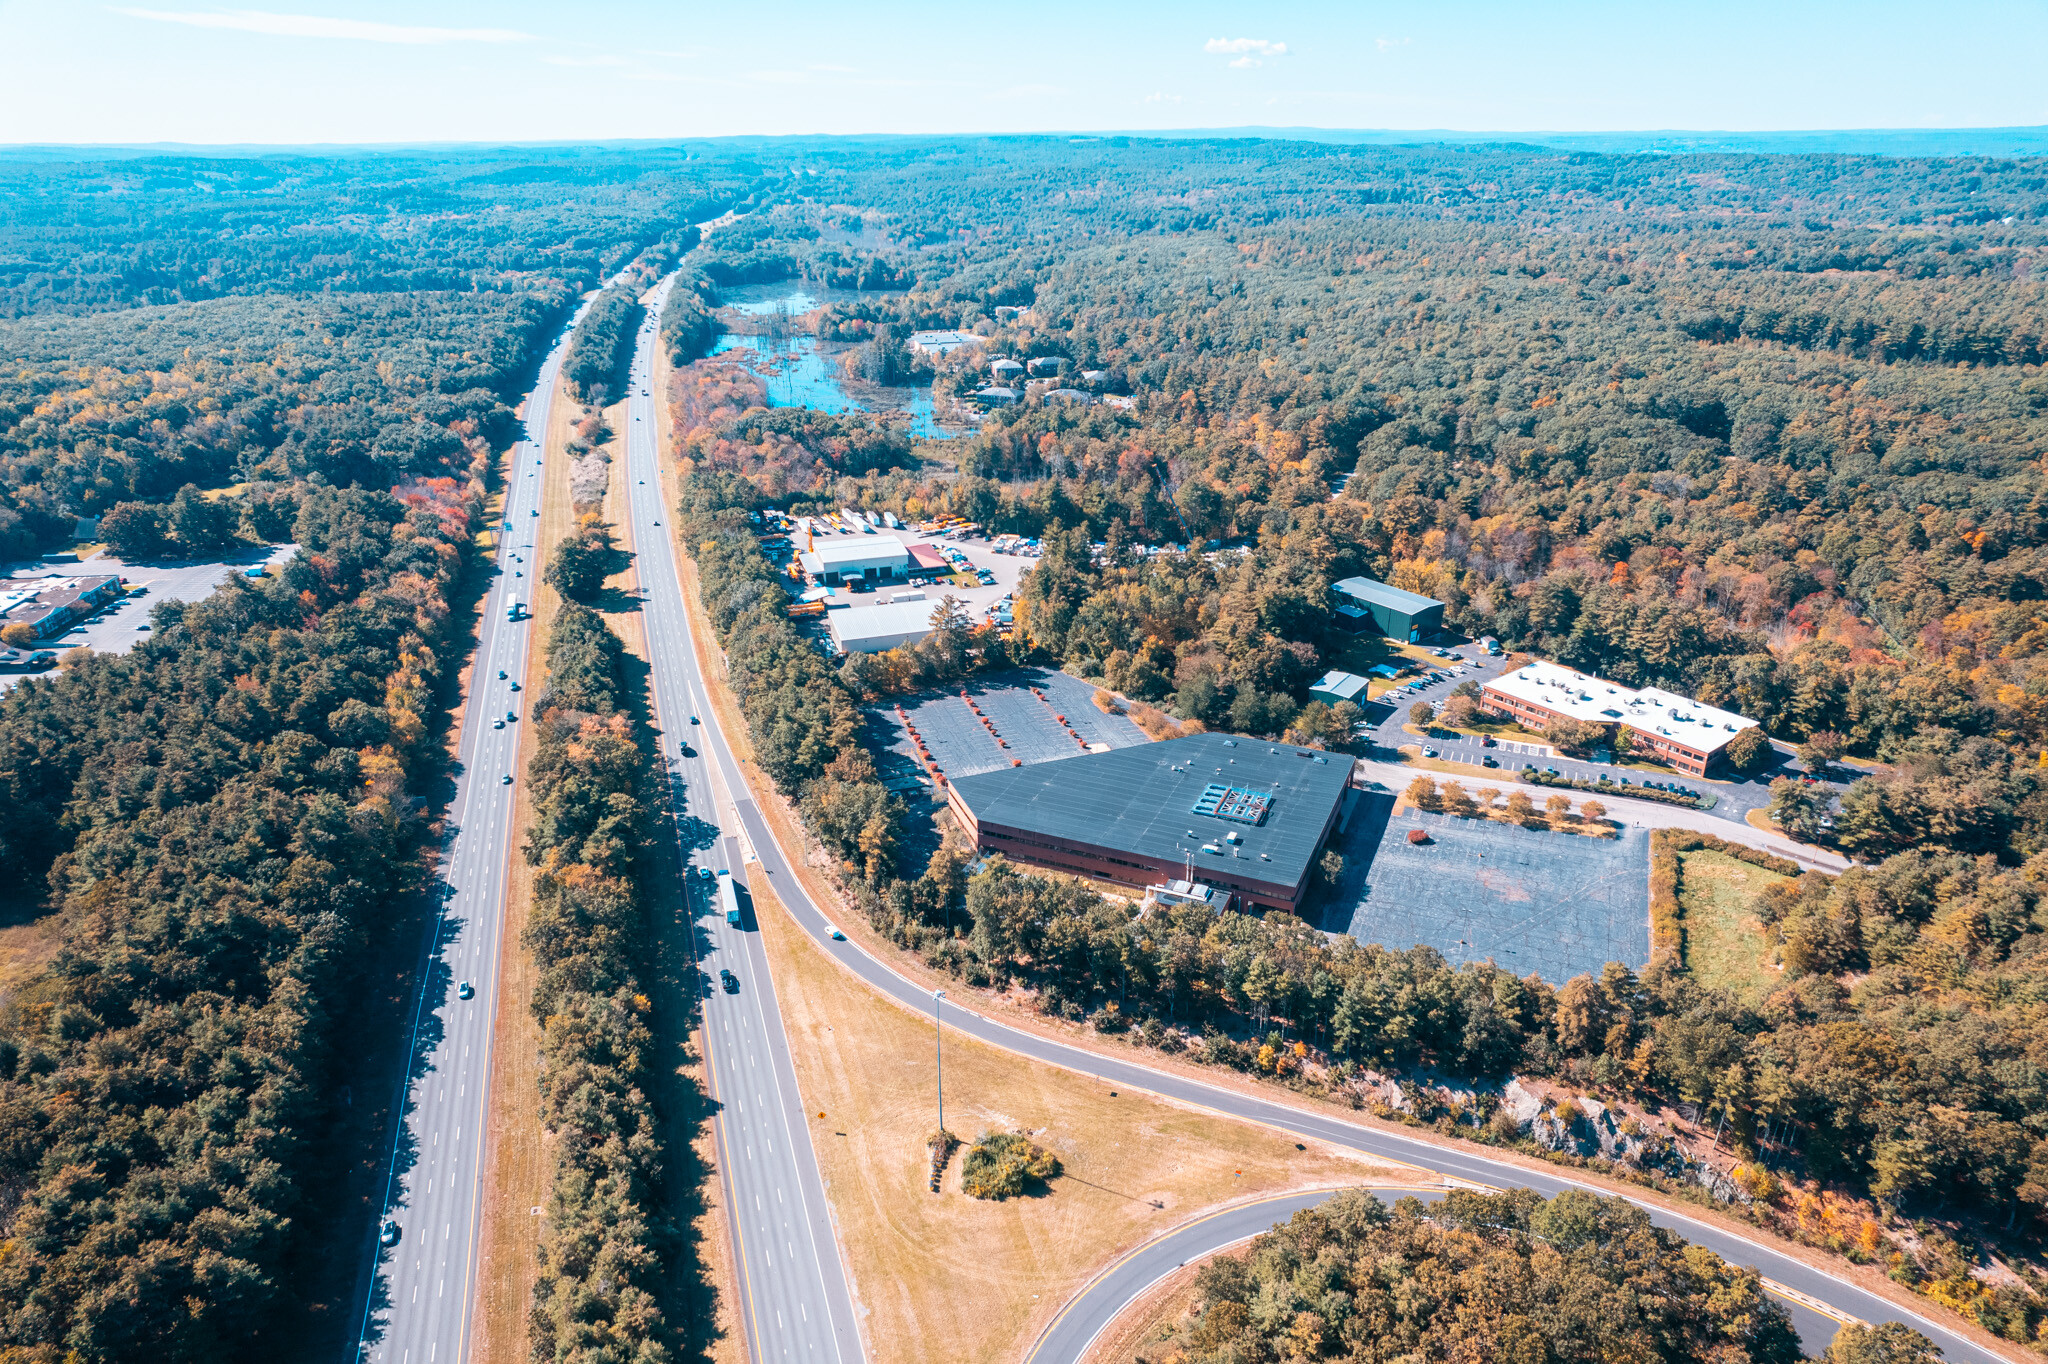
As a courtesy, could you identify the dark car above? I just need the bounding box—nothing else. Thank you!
[689,715,699,725]
[719,969,739,994]
[1480,735,1496,747]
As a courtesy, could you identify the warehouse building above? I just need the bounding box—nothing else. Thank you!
[1308,669,1370,708]
[946,731,1354,913]
[1480,660,1760,777]
[1330,576,1445,643]
[828,599,946,654]
[799,535,911,586]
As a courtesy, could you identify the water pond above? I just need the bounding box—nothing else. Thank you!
[710,282,964,439]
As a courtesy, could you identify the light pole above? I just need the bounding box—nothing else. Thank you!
[933,989,947,1138]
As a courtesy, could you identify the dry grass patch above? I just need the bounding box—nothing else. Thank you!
[1678,849,1792,1002]
[747,872,1428,1364]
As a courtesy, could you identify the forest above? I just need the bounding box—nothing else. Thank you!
[1148,1187,1805,1364]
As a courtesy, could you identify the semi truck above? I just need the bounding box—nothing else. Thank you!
[717,869,740,926]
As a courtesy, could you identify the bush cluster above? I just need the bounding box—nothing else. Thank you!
[960,1131,1062,1201]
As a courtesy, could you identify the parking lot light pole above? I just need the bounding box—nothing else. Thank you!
[934,990,947,1137]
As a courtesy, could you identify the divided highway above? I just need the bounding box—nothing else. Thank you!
[354,286,602,1364]
[642,420,2010,1361]
[622,276,863,1363]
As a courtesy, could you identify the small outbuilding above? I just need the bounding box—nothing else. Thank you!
[1308,670,1370,707]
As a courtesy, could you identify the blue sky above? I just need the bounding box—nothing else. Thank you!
[0,1,2043,145]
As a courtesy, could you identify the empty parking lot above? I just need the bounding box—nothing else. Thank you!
[868,668,1149,782]
[1323,794,1651,984]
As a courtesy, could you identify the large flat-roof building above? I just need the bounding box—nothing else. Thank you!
[828,599,944,654]
[1331,576,1444,643]
[946,731,1354,913]
[799,535,910,586]
[1480,660,1760,777]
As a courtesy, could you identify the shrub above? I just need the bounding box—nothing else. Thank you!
[961,1131,1062,1200]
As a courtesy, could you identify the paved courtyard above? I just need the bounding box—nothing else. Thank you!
[1323,793,1651,984]
[866,667,1149,783]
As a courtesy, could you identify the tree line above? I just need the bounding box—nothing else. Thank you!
[0,480,481,1359]
[521,604,682,1364]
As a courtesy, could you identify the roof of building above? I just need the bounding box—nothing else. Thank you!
[799,535,910,572]
[827,598,945,649]
[1309,669,1370,702]
[910,330,979,350]
[906,543,951,571]
[1483,660,1759,755]
[989,358,1024,371]
[1331,575,1445,616]
[950,730,1353,896]
[1045,388,1094,402]
[971,386,1019,404]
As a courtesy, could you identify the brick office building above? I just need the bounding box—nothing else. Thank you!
[1480,660,1760,777]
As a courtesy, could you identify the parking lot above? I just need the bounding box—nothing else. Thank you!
[1322,792,1652,984]
[792,521,1030,624]
[1,543,296,685]
[867,667,1148,783]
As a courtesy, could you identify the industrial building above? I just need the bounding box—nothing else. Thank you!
[1308,669,1370,708]
[1480,660,1761,777]
[798,535,911,586]
[0,574,122,639]
[946,731,1355,913]
[828,598,946,653]
[909,330,980,357]
[1330,576,1445,643]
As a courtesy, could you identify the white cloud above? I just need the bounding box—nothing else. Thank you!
[1142,91,1184,105]
[808,62,857,73]
[544,54,629,68]
[1376,36,1411,51]
[112,7,534,42]
[1204,36,1287,65]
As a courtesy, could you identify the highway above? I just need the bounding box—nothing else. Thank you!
[621,275,863,1364]
[643,439,2010,1360]
[353,287,600,1364]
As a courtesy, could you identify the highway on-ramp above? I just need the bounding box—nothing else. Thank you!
[644,432,2011,1363]
[623,275,863,1364]
[353,286,601,1364]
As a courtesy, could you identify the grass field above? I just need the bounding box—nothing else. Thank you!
[1677,849,1792,1002]
[745,866,1428,1364]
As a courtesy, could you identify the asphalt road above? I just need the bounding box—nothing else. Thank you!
[625,276,863,1363]
[352,288,603,1364]
[660,579,2008,1361]
[1023,1185,1842,1363]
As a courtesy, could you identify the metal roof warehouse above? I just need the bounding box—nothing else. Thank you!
[946,731,1354,913]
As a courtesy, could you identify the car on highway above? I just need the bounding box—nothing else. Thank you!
[380,1221,401,1247]
[689,715,699,724]
[501,774,513,785]
[719,969,739,994]
[498,669,507,679]
[456,981,474,1000]
[826,925,845,940]
[679,743,694,757]
[506,710,517,723]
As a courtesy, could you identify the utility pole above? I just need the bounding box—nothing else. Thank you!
[934,989,947,1137]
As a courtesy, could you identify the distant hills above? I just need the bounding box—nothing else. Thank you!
[1123,125,2048,157]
